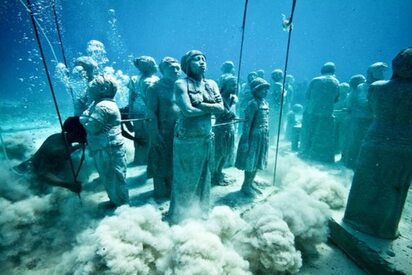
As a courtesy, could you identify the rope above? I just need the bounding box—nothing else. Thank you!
[26,0,80,197]
[273,0,297,186]
[51,0,75,103]
[236,0,249,95]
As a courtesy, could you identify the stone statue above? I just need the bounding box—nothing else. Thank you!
[217,60,235,88]
[268,69,284,142]
[344,63,388,169]
[300,62,339,163]
[212,75,237,186]
[334,82,350,155]
[168,50,224,224]
[146,57,181,201]
[235,77,270,197]
[128,56,159,165]
[343,47,412,239]
[80,74,129,207]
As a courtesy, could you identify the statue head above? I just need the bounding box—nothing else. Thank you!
[271,69,284,82]
[220,75,237,96]
[88,74,118,101]
[366,62,388,83]
[339,82,350,94]
[221,61,235,74]
[180,50,206,77]
[133,56,158,76]
[250,77,270,97]
[247,71,258,83]
[286,74,295,85]
[256,69,265,78]
[349,74,366,89]
[321,62,336,75]
[392,47,412,80]
[159,56,180,80]
[292,103,303,114]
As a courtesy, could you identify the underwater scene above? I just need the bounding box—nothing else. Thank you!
[0,0,411,274]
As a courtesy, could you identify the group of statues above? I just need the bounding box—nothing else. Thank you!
[18,42,412,236]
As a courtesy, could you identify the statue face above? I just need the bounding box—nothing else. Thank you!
[189,55,207,76]
[163,63,181,81]
[254,86,268,99]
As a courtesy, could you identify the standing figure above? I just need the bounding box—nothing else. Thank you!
[80,75,129,207]
[235,77,270,197]
[237,71,258,137]
[217,60,235,88]
[212,75,237,186]
[333,82,350,155]
[146,57,181,201]
[128,56,159,165]
[341,74,366,164]
[268,69,285,141]
[300,62,339,163]
[343,48,412,239]
[168,50,224,224]
[285,103,303,151]
[344,63,387,169]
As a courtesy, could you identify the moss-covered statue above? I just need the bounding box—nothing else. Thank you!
[212,75,237,186]
[146,57,181,201]
[343,47,412,239]
[128,56,159,165]
[235,77,270,197]
[344,62,388,169]
[80,74,129,207]
[168,50,224,224]
[300,62,339,163]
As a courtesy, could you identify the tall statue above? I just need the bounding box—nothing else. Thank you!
[300,62,339,163]
[344,63,388,169]
[212,75,237,186]
[146,57,181,201]
[343,48,412,239]
[128,56,159,165]
[168,50,224,224]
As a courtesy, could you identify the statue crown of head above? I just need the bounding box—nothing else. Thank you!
[271,69,284,82]
[180,50,206,75]
[250,77,270,93]
[367,62,388,82]
[392,47,412,80]
[133,56,158,75]
[321,62,336,75]
[349,74,366,89]
[89,74,118,99]
[221,61,235,74]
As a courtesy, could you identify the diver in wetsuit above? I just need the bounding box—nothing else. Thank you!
[15,116,86,194]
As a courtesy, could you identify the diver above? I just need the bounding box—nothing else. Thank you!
[14,116,86,194]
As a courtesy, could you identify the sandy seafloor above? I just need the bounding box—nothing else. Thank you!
[0,100,368,274]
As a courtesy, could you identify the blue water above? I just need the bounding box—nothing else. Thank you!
[0,0,411,105]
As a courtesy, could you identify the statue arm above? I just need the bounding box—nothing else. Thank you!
[146,85,161,143]
[174,80,206,117]
[197,81,224,114]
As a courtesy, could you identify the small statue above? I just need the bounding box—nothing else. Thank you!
[128,56,159,165]
[235,77,270,197]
